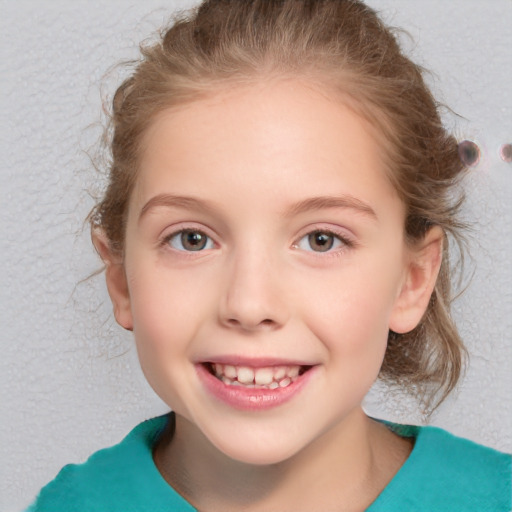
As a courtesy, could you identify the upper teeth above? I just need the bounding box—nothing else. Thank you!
[212,364,302,389]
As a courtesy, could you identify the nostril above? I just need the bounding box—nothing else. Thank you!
[224,317,277,330]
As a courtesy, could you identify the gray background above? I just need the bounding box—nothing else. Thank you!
[1,1,511,510]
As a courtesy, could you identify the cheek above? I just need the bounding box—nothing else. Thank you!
[125,260,226,390]
[126,266,214,413]
[129,276,203,348]
[297,258,402,355]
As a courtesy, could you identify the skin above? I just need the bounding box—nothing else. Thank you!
[95,79,443,511]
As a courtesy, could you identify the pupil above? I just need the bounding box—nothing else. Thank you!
[309,232,333,252]
[182,231,206,251]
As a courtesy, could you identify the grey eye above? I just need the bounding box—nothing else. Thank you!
[295,231,345,253]
[168,230,214,251]
[308,232,335,252]
[181,231,208,251]
[458,140,480,167]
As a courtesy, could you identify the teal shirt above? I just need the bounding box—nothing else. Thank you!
[28,414,511,512]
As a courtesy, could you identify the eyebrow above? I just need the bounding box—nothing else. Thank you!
[138,193,377,222]
[284,195,377,219]
[138,194,219,222]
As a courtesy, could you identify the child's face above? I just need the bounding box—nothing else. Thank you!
[114,80,419,464]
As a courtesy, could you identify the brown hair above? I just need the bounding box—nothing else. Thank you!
[93,0,467,412]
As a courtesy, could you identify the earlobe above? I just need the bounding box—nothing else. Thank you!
[92,229,133,331]
[389,226,444,334]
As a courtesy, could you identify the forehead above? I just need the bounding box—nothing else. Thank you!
[131,79,401,218]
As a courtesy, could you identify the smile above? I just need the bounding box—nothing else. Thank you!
[206,363,310,389]
[198,362,315,411]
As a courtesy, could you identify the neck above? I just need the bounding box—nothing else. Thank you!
[153,408,404,512]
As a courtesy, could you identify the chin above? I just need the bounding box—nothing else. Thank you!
[221,443,299,466]
[206,425,310,466]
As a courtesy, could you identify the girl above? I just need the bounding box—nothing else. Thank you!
[27,0,511,510]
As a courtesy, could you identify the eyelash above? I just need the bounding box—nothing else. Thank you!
[293,229,355,255]
[161,228,215,253]
[160,227,355,256]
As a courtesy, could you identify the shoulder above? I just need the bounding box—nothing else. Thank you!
[26,415,194,512]
[416,425,511,496]
[371,422,512,512]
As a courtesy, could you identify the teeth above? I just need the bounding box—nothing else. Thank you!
[210,363,307,389]
[224,364,237,379]
[273,367,286,380]
[254,368,274,385]
[287,366,299,378]
[237,367,255,384]
[279,378,291,388]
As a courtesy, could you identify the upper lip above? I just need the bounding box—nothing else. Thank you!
[196,356,315,367]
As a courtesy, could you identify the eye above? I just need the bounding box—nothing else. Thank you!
[295,230,347,253]
[166,229,214,252]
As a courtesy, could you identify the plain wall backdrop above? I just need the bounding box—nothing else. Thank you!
[1,1,511,510]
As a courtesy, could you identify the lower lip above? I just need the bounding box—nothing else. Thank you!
[196,364,315,411]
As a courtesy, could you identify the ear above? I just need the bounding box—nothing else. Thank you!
[92,229,133,331]
[389,226,444,334]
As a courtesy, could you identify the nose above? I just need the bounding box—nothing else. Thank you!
[218,248,289,332]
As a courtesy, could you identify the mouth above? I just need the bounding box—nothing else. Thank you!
[203,362,312,390]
